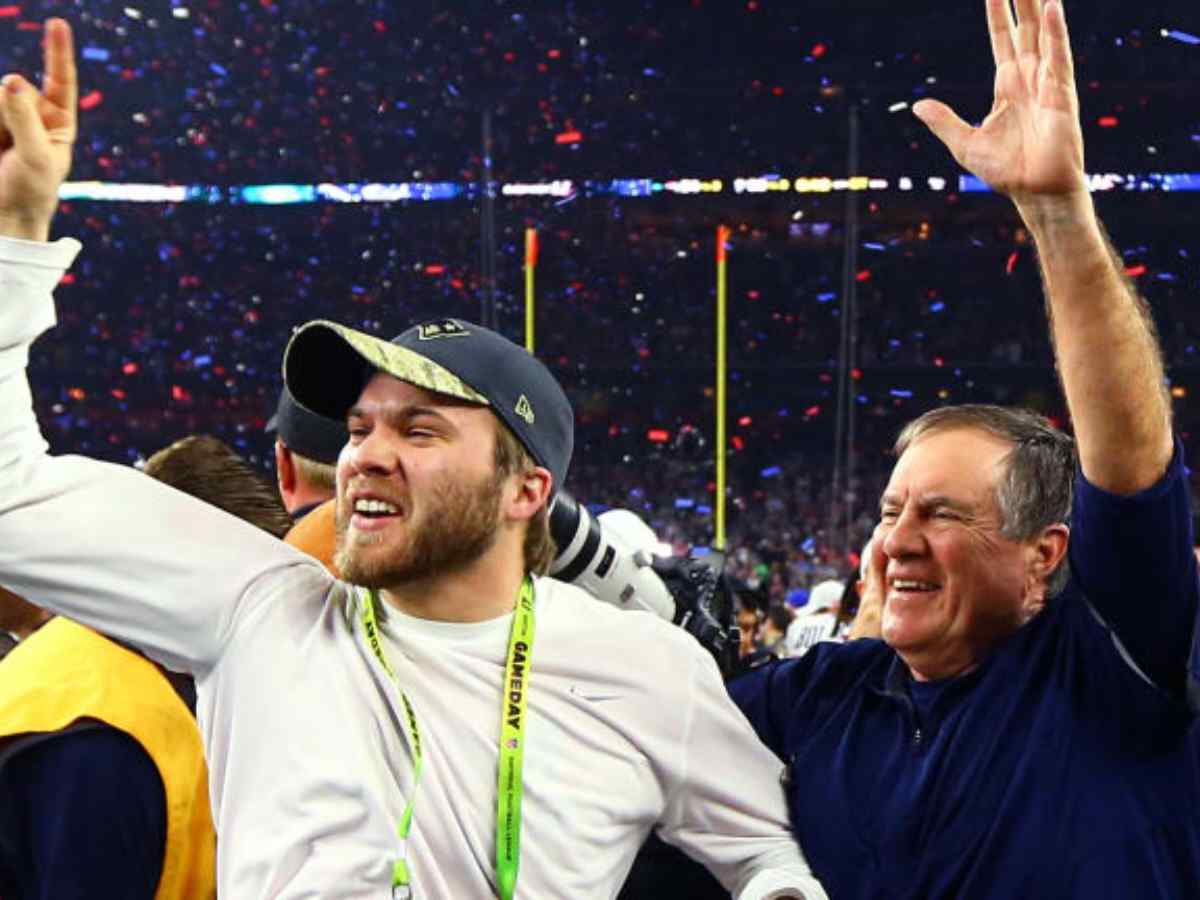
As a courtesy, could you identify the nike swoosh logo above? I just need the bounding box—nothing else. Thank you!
[570,685,623,702]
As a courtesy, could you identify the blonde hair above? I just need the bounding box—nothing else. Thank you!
[492,422,557,575]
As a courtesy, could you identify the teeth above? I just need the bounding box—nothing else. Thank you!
[354,498,399,515]
[894,579,938,591]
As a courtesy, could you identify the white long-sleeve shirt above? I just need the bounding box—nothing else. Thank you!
[0,236,826,900]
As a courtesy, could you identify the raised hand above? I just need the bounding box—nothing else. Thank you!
[913,0,1086,216]
[0,18,77,241]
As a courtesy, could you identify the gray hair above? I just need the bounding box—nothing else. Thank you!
[894,405,1076,597]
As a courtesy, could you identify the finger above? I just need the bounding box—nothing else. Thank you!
[1041,0,1075,84]
[985,0,1018,67]
[1013,0,1041,56]
[41,18,77,113]
[0,75,53,164]
[912,99,975,166]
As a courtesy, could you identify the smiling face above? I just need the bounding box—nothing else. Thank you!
[877,426,1061,680]
[333,373,506,590]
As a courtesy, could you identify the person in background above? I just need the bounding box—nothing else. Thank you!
[268,384,345,521]
[144,434,293,539]
[0,434,286,899]
[735,589,766,659]
[760,604,793,656]
[784,580,841,658]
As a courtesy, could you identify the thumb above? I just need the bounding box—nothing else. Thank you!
[912,98,974,167]
[0,75,52,167]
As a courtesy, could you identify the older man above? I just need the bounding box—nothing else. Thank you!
[731,1,1199,897]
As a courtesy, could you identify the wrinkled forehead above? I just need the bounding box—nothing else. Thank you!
[885,426,1014,504]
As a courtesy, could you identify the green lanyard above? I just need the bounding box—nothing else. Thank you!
[360,578,536,900]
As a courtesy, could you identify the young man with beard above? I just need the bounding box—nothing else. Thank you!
[0,21,826,899]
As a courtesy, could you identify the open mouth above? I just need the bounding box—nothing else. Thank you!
[890,579,941,598]
[349,497,405,531]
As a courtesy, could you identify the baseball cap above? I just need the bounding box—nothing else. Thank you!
[266,385,348,466]
[282,318,574,493]
[803,579,844,615]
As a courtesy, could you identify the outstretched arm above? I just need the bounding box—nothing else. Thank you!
[913,0,1172,494]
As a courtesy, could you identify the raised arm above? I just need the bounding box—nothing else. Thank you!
[913,0,1172,494]
[0,21,323,675]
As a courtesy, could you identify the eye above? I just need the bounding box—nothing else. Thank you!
[879,508,899,522]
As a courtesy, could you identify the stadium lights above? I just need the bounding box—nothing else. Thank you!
[52,172,1200,204]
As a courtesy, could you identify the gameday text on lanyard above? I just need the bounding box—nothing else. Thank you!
[360,578,536,900]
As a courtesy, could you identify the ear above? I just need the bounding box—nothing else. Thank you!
[1022,523,1070,615]
[503,466,553,525]
[275,441,296,493]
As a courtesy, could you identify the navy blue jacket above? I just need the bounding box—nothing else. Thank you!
[0,724,166,899]
[731,443,1200,899]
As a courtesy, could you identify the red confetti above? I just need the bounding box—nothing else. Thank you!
[647,428,671,444]
[424,264,446,275]
[805,405,821,417]
[811,43,827,58]
[0,7,22,19]
[855,269,871,282]
[1097,115,1118,128]
[111,389,126,400]
[738,415,753,426]
[547,48,561,59]
[122,362,139,375]
[59,273,75,285]
[1005,250,1020,274]
[731,436,745,450]
[16,20,39,31]
[79,90,104,111]
[1124,264,1147,277]
[554,129,583,144]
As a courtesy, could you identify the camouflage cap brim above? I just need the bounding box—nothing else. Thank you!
[283,320,490,421]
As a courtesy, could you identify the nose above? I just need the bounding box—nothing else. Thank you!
[881,505,926,561]
[343,427,401,480]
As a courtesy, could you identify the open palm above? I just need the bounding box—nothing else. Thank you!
[915,0,1086,205]
[0,19,77,232]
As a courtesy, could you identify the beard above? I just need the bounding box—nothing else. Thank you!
[334,468,504,589]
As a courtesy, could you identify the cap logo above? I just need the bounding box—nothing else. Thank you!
[417,320,470,341]
[515,395,535,425]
